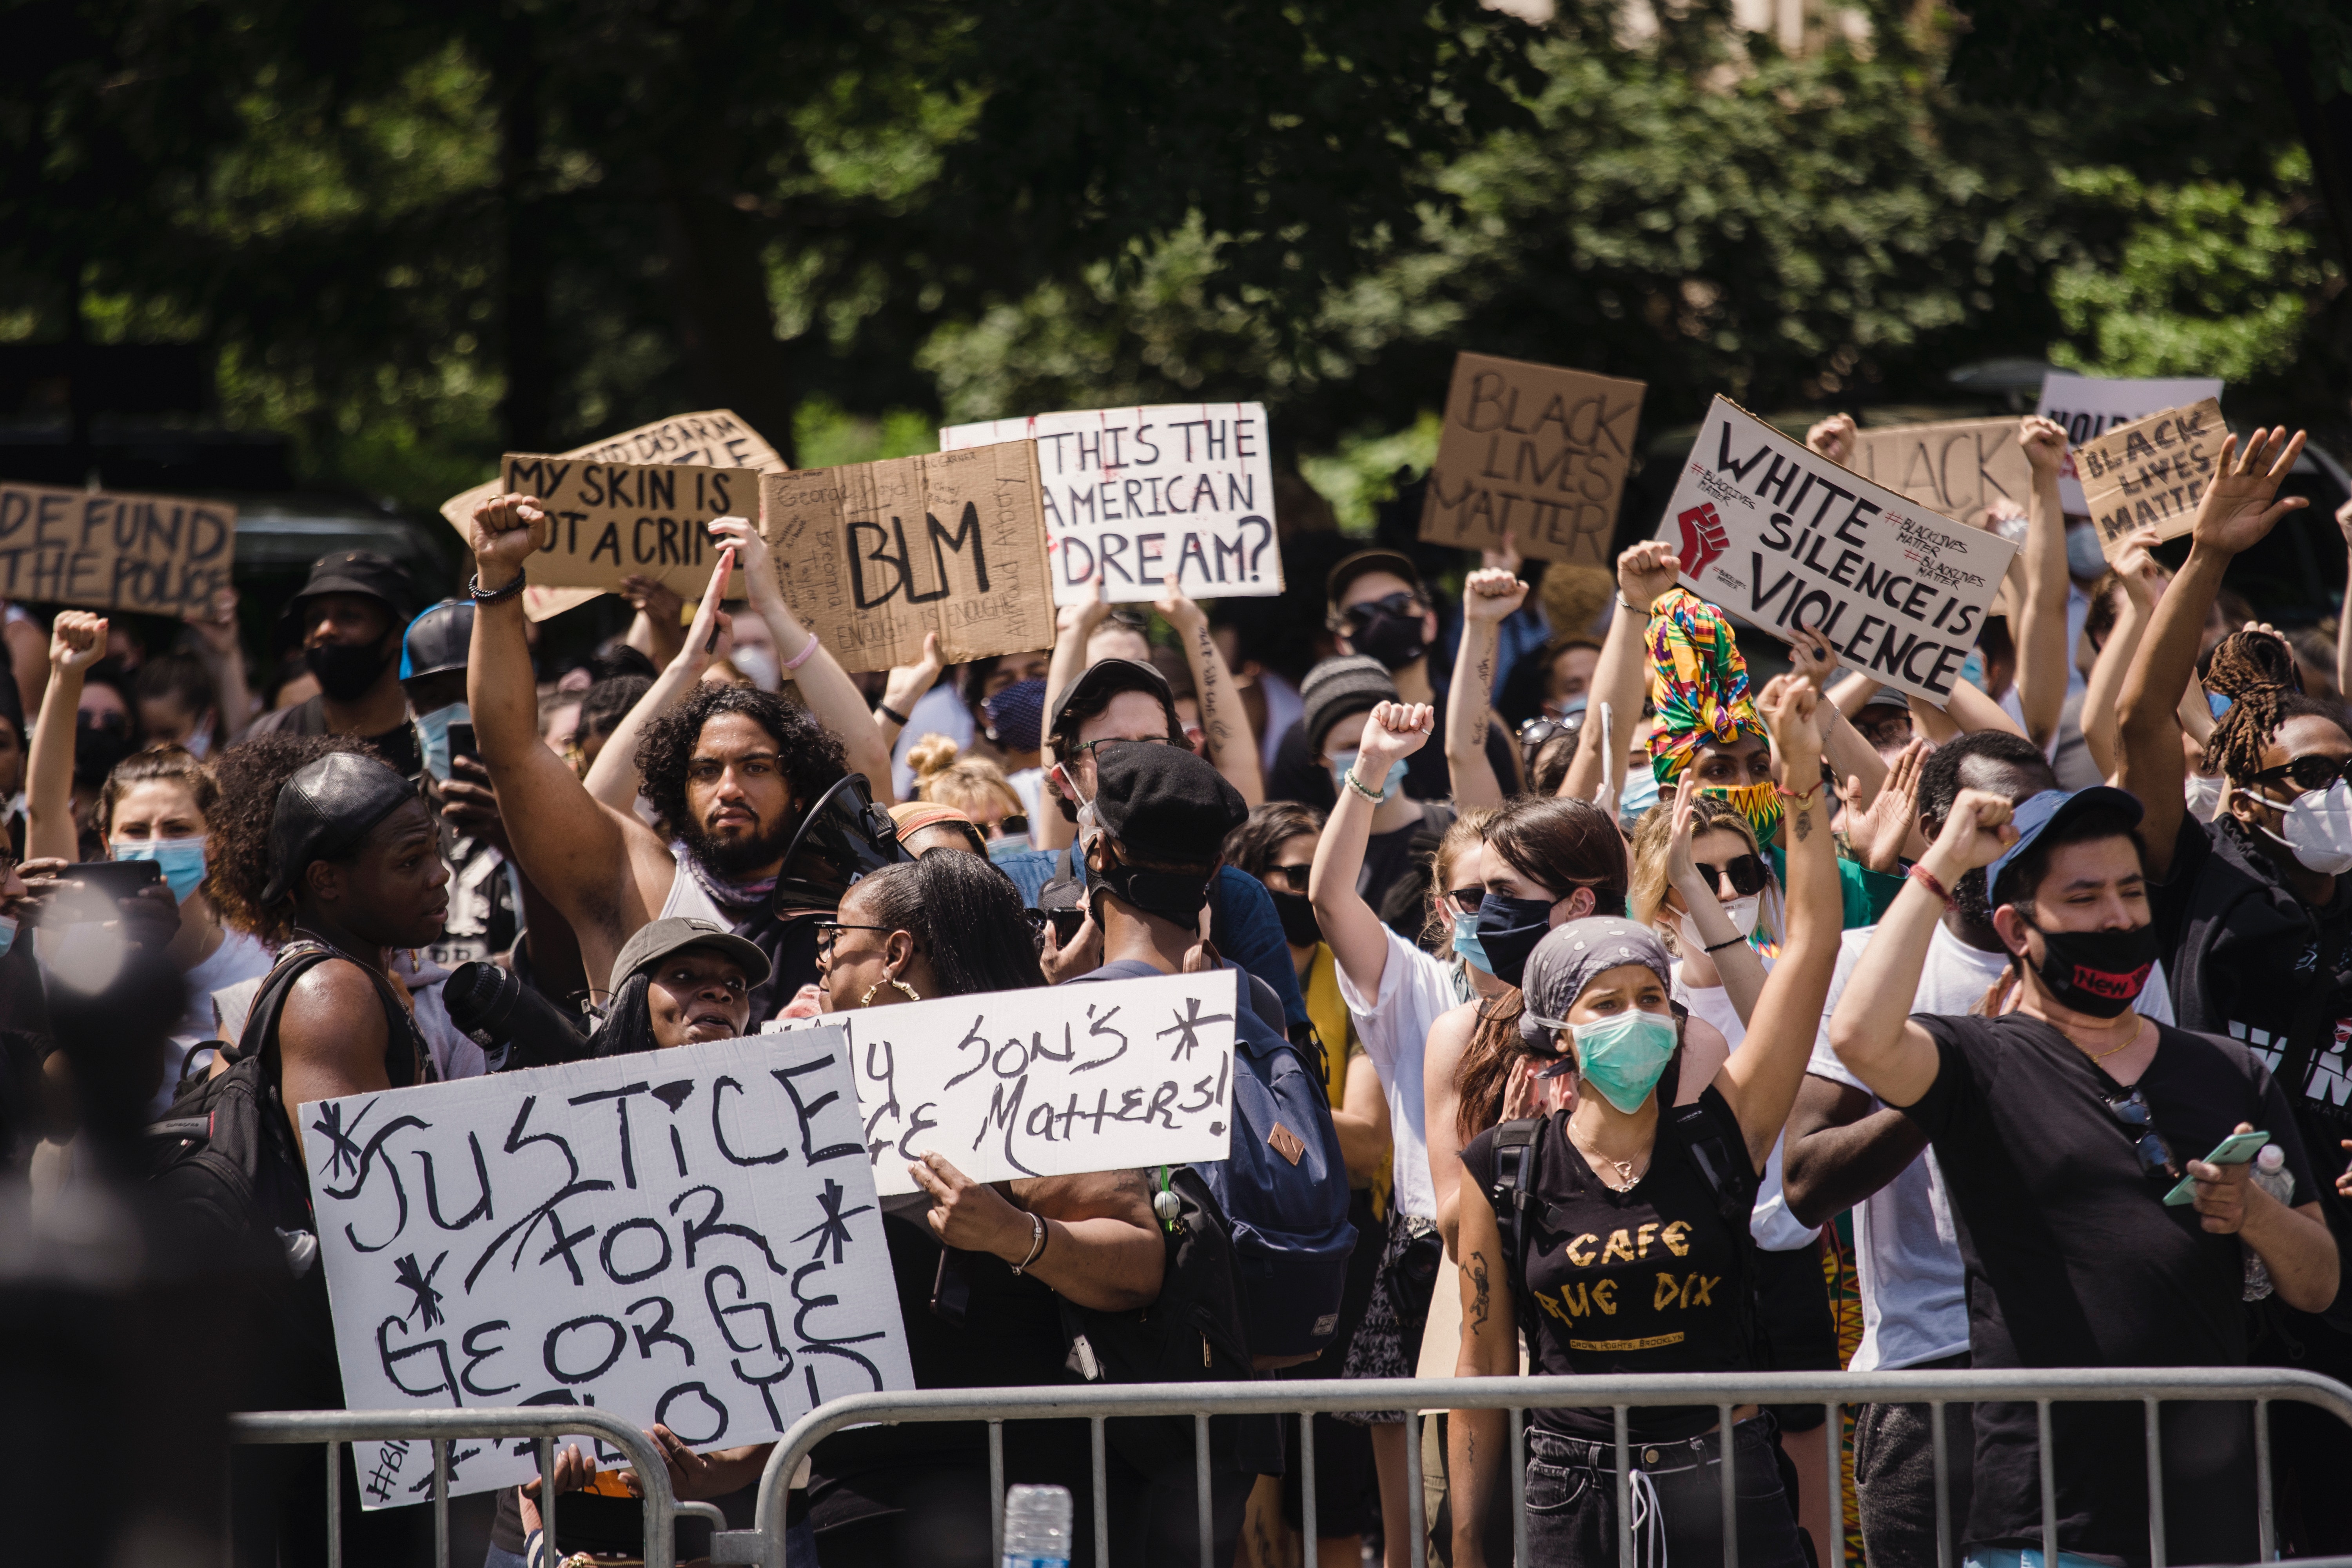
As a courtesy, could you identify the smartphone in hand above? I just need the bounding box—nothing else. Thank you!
[2163,1129,2272,1206]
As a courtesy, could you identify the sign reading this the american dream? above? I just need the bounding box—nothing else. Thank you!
[1653,398,2019,704]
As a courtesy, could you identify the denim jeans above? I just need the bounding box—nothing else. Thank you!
[483,1514,818,1568]
[1523,1416,1811,1568]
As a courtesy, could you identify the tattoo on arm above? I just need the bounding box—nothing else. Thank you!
[1469,1249,1492,1332]
[1792,803,1813,842]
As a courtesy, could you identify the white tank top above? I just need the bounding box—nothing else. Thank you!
[658,857,737,927]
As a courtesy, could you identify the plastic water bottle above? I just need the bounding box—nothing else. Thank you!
[1002,1483,1073,1568]
[2244,1145,2295,1301]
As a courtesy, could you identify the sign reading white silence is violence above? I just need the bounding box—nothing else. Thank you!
[940,403,1282,604]
[772,968,1240,1197]
[303,1028,911,1508]
[1653,398,2020,704]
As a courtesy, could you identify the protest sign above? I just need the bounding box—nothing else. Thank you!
[303,1027,911,1507]
[439,410,788,622]
[1849,418,2034,524]
[1653,397,2019,704]
[760,441,1056,674]
[0,481,234,618]
[2035,373,2223,513]
[2073,398,2227,561]
[1419,352,1647,566]
[939,403,1281,604]
[497,454,759,601]
[773,968,1239,1195]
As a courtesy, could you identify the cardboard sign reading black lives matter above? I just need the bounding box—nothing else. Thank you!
[760,441,1056,674]
[939,404,1281,604]
[1420,352,1647,566]
[2034,372,2222,514]
[499,454,759,601]
[1849,419,2033,524]
[0,481,234,618]
[305,1026,912,1507]
[1655,399,2019,704]
[2074,398,2227,562]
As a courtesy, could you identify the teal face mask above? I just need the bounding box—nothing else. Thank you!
[1330,750,1406,804]
[1617,767,1660,828]
[114,835,208,904]
[1452,910,1494,975]
[1568,1008,1679,1114]
[986,833,1033,864]
[416,701,470,783]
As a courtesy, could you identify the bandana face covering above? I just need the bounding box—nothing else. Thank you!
[1695,780,1783,852]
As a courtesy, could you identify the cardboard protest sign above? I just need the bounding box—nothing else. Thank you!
[760,441,1056,674]
[774,968,1239,1195]
[1849,419,2034,524]
[497,454,759,601]
[939,404,1281,604]
[0,481,234,618]
[1419,352,1647,566]
[303,1027,911,1507]
[2035,373,2223,513]
[439,410,787,622]
[1653,397,2020,704]
[2074,398,2227,561]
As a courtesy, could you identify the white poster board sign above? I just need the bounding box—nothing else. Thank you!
[2034,372,2223,514]
[1651,398,2020,704]
[940,404,1282,604]
[302,1027,911,1507]
[777,969,1241,1196]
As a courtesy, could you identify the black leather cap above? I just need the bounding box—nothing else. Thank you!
[1093,743,1247,866]
[400,599,474,683]
[262,751,419,904]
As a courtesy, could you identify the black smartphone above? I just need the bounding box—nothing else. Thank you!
[65,859,164,900]
[448,722,478,766]
[1045,906,1087,946]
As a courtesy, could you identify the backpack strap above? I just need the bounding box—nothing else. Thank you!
[1486,1115,1545,1297]
[1669,1100,1757,1233]
[241,940,433,1089]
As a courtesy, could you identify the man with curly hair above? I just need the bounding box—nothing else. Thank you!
[464,493,875,1019]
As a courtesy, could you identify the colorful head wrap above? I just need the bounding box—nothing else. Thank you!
[1646,588,1764,786]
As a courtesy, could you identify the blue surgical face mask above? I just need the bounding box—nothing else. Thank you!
[0,914,15,960]
[1451,910,1494,975]
[1329,749,1406,804]
[1617,768,1660,828]
[113,834,208,904]
[986,833,1033,864]
[1960,650,1987,693]
[416,701,470,784]
[2065,522,2107,580]
[1569,1007,1680,1114]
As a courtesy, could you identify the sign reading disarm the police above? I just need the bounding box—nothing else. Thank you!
[1653,397,2019,704]
[939,403,1282,604]
[302,1027,911,1508]
[777,969,1240,1196]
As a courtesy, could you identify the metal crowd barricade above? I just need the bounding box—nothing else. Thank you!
[694,1365,2352,1568]
[227,1406,726,1568]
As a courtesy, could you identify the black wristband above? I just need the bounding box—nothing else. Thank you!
[877,702,912,728]
[1702,935,1747,954]
[469,568,526,606]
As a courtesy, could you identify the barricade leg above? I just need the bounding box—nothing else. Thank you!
[989,1419,1005,1564]
[1511,1406,1528,1568]
[327,1440,342,1568]
[2142,1397,2165,1568]
[1719,1402,1738,1568]
[1091,1416,1109,1568]
[2256,1397,2274,1563]
[1930,1401,1951,1568]
[1822,1401,1841,1568]
[1406,1409,1426,1568]
[1615,1405,1633,1568]
[2037,1400,2058,1568]
[1196,1413,1212,1568]
[537,1436,557,1566]
[432,1439,449,1568]
[1300,1408,1318,1553]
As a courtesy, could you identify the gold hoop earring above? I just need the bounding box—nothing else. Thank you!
[860,976,923,1006]
[889,978,921,1002]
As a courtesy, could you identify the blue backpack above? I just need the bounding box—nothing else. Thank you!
[1074,960,1356,1367]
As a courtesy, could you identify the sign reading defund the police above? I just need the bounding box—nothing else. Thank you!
[0,481,234,618]
[939,404,1281,604]
[775,968,1241,1196]
[499,454,760,602]
[302,1028,910,1508]
[1655,399,2020,704]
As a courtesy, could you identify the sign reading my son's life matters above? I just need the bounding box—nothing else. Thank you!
[938,404,1282,604]
[303,1027,912,1508]
[774,968,1241,1196]
[1654,397,2021,704]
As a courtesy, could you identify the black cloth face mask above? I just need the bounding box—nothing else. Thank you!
[1348,606,1428,671]
[1269,888,1322,949]
[1474,892,1557,990]
[2021,919,2159,1018]
[306,636,396,702]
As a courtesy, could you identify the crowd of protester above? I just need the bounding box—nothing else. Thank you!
[4,412,2352,1568]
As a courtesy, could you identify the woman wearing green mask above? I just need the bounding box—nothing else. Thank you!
[1445,673,1844,1568]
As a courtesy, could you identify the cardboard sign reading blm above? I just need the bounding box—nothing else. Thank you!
[2035,373,2223,513]
[2074,399,2227,562]
[1849,419,2033,525]
[1654,398,2020,704]
[499,454,759,601]
[0,482,234,618]
[441,410,788,622]
[761,441,1056,674]
[939,404,1280,604]
[303,1027,911,1507]
[1420,352,1647,566]
[775,969,1239,1196]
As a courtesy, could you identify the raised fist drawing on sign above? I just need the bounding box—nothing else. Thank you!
[1675,502,1729,577]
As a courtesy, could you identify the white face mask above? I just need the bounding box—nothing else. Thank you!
[1677,893,1760,956]
[2184,773,2226,820]
[2255,778,2352,875]
[732,646,780,692]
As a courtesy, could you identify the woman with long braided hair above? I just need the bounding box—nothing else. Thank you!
[2117,423,2352,1558]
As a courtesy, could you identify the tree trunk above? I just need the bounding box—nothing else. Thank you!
[2274,38,2352,286]
[659,185,799,468]
[498,11,552,452]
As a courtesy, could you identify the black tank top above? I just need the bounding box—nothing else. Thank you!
[1459,1087,1758,1441]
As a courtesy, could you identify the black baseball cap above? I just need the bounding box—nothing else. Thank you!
[1045,657,1181,760]
[291,551,423,624]
[262,751,420,904]
[1325,548,1426,627]
[1093,743,1248,866]
[609,916,770,993]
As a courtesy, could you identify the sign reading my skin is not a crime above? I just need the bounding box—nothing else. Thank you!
[1419,352,1648,567]
[1655,397,2020,704]
[0,481,235,619]
[499,454,759,601]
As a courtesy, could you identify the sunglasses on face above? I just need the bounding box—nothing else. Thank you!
[991,815,1029,840]
[2245,753,2352,796]
[1067,735,1176,768]
[1694,855,1770,898]
[1444,885,1485,913]
[1342,592,1419,632]
[2104,1087,2180,1181]
[1263,864,1311,893]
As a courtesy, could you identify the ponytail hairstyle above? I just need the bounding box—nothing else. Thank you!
[98,745,218,838]
[2201,630,2347,785]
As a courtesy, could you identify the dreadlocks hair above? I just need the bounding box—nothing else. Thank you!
[2200,629,2347,784]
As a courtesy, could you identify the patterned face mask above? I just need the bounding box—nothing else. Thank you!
[1695,779,1783,852]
